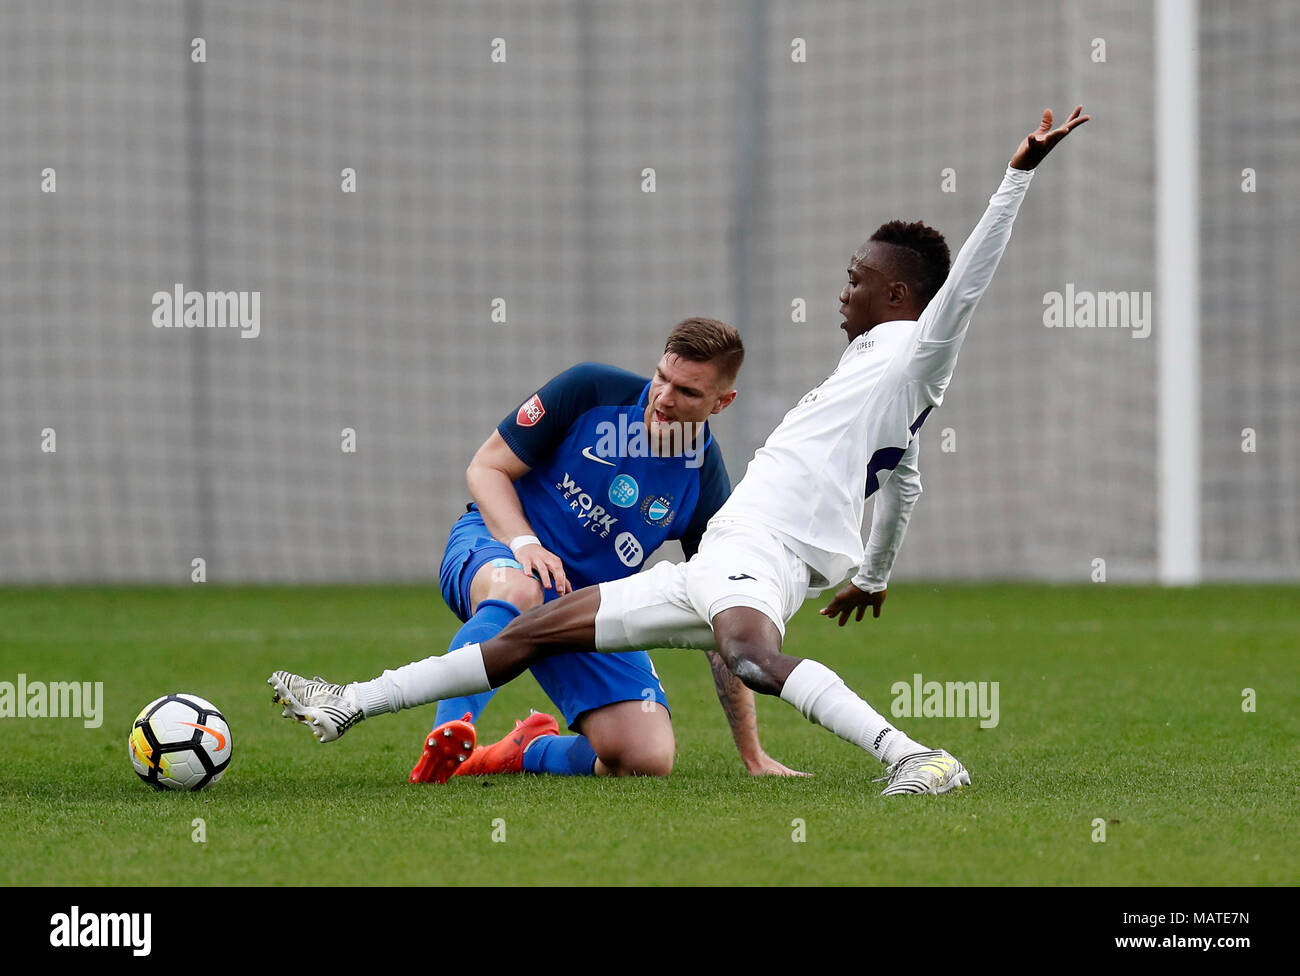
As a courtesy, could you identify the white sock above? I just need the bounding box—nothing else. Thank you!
[780,659,929,766]
[349,643,491,717]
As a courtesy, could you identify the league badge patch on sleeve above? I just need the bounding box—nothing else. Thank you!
[516,394,546,427]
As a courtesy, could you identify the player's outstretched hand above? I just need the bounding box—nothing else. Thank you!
[746,751,811,777]
[515,542,571,595]
[1010,105,1090,171]
[820,583,886,626]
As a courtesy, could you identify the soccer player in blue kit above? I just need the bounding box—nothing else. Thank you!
[399,318,802,781]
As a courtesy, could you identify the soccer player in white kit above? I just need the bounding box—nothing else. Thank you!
[272,106,1088,794]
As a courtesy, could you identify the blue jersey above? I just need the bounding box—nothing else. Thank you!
[495,362,731,590]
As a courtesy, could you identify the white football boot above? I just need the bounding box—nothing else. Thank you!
[876,749,970,795]
[269,670,364,743]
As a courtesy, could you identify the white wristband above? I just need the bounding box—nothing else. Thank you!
[509,534,540,555]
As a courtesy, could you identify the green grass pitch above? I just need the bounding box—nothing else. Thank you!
[1,584,1296,885]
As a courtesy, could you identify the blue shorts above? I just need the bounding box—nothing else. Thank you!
[438,508,669,730]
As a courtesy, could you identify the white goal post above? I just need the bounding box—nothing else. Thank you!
[1156,0,1201,584]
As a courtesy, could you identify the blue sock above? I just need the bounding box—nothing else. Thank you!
[522,733,599,776]
[433,599,520,726]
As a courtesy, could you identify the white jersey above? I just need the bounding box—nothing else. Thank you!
[718,166,1035,591]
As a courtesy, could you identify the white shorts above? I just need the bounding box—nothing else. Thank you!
[594,518,811,652]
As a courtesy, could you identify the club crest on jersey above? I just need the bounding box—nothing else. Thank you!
[608,474,640,508]
[516,394,545,428]
[614,532,644,567]
[640,494,675,526]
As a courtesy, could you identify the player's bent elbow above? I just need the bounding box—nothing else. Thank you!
[464,458,484,492]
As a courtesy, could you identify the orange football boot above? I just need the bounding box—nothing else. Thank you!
[454,711,559,777]
[409,712,477,784]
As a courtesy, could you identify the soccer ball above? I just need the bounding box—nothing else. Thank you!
[129,693,232,791]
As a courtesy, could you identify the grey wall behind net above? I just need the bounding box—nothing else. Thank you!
[2,1,1294,582]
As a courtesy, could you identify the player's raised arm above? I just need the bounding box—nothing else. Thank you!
[912,106,1089,356]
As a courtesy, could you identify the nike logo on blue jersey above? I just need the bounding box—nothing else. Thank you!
[581,446,616,466]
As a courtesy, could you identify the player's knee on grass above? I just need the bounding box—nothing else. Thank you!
[599,740,674,778]
[582,701,675,777]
